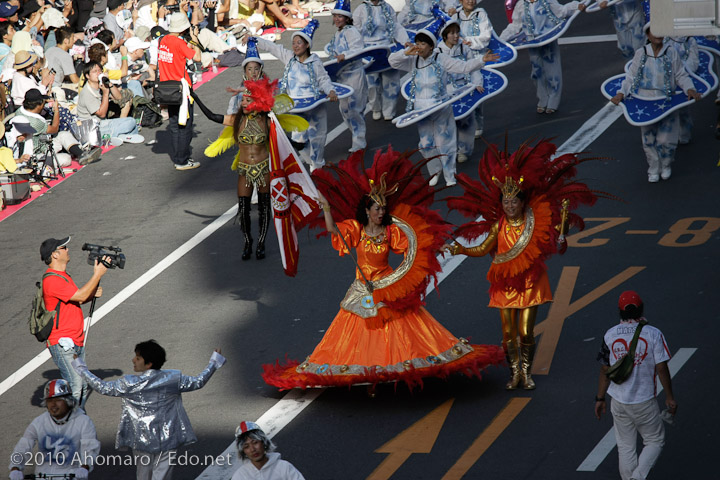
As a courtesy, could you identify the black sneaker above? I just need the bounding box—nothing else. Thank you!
[79,147,102,165]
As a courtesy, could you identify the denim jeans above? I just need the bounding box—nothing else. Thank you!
[167,102,194,165]
[126,79,146,99]
[48,343,89,409]
[99,117,139,139]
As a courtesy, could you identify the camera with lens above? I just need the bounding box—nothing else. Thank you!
[157,0,180,13]
[82,243,126,269]
[36,133,53,144]
[99,74,112,88]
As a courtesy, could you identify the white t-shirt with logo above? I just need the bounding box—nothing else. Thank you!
[600,320,671,404]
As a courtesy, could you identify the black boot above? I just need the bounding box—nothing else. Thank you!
[256,192,271,260]
[238,196,252,260]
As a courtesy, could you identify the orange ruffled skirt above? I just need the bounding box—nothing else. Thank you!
[262,306,504,390]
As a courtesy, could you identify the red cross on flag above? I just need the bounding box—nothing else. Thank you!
[268,113,320,277]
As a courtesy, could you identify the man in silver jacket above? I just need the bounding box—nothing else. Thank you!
[72,339,226,480]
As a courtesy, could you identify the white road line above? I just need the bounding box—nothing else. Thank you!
[197,79,626,480]
[576,347,697,472]
[0,206,238,398]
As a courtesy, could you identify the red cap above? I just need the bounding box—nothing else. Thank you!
[618,290,642,310]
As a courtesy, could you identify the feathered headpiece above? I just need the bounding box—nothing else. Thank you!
[446,137,615,295]
[311,148,452,312]
[446,137,614,241]
[243,77,278,113]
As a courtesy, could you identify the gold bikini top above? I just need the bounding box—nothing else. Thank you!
[238,115,267,145]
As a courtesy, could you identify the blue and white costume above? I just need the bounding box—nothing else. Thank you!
[618,43,696,180]
[227,38,265,115]
[256,32,335,169]
[326,4,369,152]
[354,0,411,120]
[389,40,486,185]
[398,0,454,26]
[665,36,699,144]
[452,5,493,135]
[608,0,645,59]
[437,40,483,158]
[500,0,581,111]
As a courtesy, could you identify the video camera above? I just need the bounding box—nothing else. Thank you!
[82,243,126,269]
[157,0,180,13]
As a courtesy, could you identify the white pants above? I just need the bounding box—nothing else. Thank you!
[51,130,79,167]
[367,69,401,119]
[292,104,328,168]
[134,450,176,480]
[611,397,665,480]
[417,107,457,184]
[640,112,680,176]
[337,64,368,152]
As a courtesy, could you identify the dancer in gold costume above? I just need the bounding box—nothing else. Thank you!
[444,138,609,390]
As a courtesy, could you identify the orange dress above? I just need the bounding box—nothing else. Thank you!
[262,219,504,390]
[488,216,553,308]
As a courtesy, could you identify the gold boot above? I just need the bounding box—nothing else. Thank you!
[504,341,521,390]
[520,342,536,390]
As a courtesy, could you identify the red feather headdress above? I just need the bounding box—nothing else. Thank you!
[244,77,278,113]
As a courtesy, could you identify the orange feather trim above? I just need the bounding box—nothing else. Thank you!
[487,196,554,287]
[372,203,450,312]
[261,344,505,391]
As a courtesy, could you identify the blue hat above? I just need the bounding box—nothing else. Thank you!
[293,18,319,49]
[417,15,447,47]
[331,0,352,17]
[0,2,19,18]
[642,0,649,23]
[243,37,263,68]
[433,4,458,37]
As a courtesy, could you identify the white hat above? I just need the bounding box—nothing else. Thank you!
[168,12,191,33]
[41,8,67,29]
[125,36,151,52]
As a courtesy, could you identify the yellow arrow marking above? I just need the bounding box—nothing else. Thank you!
[532,266,646,375]
[441,398,531,479]
[367,398,454,480]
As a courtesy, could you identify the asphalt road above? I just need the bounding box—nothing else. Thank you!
[1,3,718,479]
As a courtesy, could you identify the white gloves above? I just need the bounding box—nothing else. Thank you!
[74,467,90,479]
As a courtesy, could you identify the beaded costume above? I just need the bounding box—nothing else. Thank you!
[446,138,610,389]
[262,148,504,390]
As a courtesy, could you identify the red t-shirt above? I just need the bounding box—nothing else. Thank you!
[158,35,196,84]
[42,269,85,347]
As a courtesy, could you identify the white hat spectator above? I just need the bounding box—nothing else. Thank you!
[41,8,68,29]
[125,37,151,53]
[168,12,191,33]
[134,26,151,42]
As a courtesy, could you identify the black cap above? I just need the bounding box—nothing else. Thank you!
[150,26,168,39]
[24,88,51,104]
[40,236,71,262]
[20,0,41,16]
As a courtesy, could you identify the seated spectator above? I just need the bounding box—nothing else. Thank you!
[76,61,144,144]
[10,50,54,107]
[45,26,81,99]
[7,88,101,166]
[0,21,14,74]
[92,29,123,72]
[68,0,95,34]
[124,36,153,98]
[104,0,132,45]
[1,29,32,83]
[40,7,70,50]
[87,42,136,113]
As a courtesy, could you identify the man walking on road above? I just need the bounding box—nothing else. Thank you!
[40,236,108,409]
[594,290,677,480]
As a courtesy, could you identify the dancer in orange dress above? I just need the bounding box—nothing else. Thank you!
[444,138,610,390]
[262,148,504,390]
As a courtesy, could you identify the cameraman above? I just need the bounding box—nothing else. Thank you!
[77,61,144,143]
[8,89,102,166]
[39,236,109,409]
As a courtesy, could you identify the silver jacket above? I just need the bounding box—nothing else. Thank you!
[72,352,225,453]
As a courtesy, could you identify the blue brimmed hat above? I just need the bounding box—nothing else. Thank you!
[293,18,319,49]
[243,37,263,68]
[433,4,458,37]
[331,0,352,17]
[417,15,447,47]
[0,1,19,18]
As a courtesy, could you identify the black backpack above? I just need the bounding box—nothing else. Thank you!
[133,96,163,128]
[29,272,68,342]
